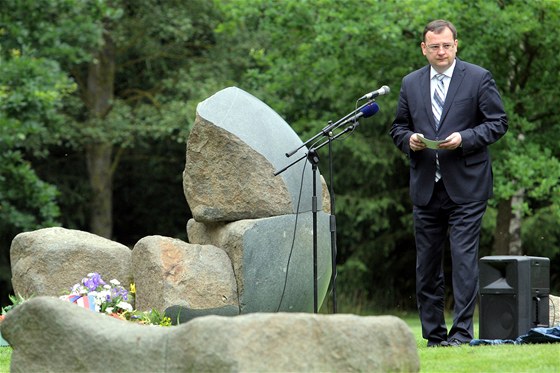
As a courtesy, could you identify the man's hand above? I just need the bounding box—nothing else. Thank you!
[410,133,426,152]
[438,132,462,150]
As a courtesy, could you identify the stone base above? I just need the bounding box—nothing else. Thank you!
[2,297,420,372]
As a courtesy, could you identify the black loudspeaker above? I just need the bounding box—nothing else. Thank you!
[479,256,549,340]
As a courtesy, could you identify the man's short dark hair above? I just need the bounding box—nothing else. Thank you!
[423,20,457,41]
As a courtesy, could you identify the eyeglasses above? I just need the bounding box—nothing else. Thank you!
[427,43,454,52]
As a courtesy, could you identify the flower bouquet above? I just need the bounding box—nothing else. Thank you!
[60,272,170,326]
[60,272,133,314]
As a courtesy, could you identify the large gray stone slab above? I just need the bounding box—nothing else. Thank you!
[1,296,420,372]
[131,235,238,312]
[10,227,131,297]
[187,212,332,313]
[183,86,326,222]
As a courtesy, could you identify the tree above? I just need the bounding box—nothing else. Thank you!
[0,0,227,306]
[0,0,109,303]
[72,0,225,238]
[0,52,70,230]
[2,0,223,238]
[457,0,560,257]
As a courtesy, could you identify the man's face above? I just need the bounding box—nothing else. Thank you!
[421,27,457,72]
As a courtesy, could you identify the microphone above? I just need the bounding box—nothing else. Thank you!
[341,101,380,125]
[358,85,390,101]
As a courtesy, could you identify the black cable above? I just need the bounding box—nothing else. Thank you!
[274,103,369,313]
[275,145,315,312]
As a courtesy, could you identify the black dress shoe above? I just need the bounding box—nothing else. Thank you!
[448,338,466,347]
[427,340,450,347]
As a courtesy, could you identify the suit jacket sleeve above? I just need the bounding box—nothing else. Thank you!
[390,77,414,157]
[458,70,508,154]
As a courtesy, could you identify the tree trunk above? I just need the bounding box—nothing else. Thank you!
[86,143,114,238]
[493,198,512,255]
[508,188,524,255]
[84,35,116,238]
[492,189,525,256]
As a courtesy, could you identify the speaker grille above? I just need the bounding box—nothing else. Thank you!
[480,294,517,339]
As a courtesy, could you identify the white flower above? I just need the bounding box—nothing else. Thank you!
[105,307,114,314]
[116,301,133,312]
[87,291,102,306]
[110,279,121,286]
[71,284,87,295]
[103,284,111,290]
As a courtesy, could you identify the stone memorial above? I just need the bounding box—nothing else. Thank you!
[10,87,333,316]
[181,86,333,314]
[2,87,388,371]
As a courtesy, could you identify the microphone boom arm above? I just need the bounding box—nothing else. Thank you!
[274,119,361,176]
[284,100,377,158]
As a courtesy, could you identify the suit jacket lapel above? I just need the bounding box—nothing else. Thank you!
[419,67,436,130]
[439,59,466,126]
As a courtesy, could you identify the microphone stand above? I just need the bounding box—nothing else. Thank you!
[327,136,337,314]
[275,116,365,313]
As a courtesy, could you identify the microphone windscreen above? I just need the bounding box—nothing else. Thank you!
[360,102,380,118]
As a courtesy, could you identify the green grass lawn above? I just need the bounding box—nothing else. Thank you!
[1,316,559,372]
[0,347,9,373]
[406,317,560,372]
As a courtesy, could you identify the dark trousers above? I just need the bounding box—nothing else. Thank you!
[413,180,487,343]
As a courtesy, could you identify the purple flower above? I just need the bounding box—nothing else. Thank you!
[110,286,128,301]
[82,273,106,292]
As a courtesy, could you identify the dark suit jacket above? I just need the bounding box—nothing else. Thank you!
[390,58,508,206]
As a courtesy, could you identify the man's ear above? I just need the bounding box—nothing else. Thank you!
[420,42,427,56]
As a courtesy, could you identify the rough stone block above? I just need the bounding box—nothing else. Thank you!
[1,296,420,373]
[183,86,326,222]
[10,227,131,298]
[132,235,238,312]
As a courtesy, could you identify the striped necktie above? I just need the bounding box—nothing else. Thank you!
[432,73,446,130]
[432,73,446,182]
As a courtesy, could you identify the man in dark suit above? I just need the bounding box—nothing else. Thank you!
[390,19,508,347]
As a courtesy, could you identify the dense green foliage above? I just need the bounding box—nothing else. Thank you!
[0,0,558,310]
